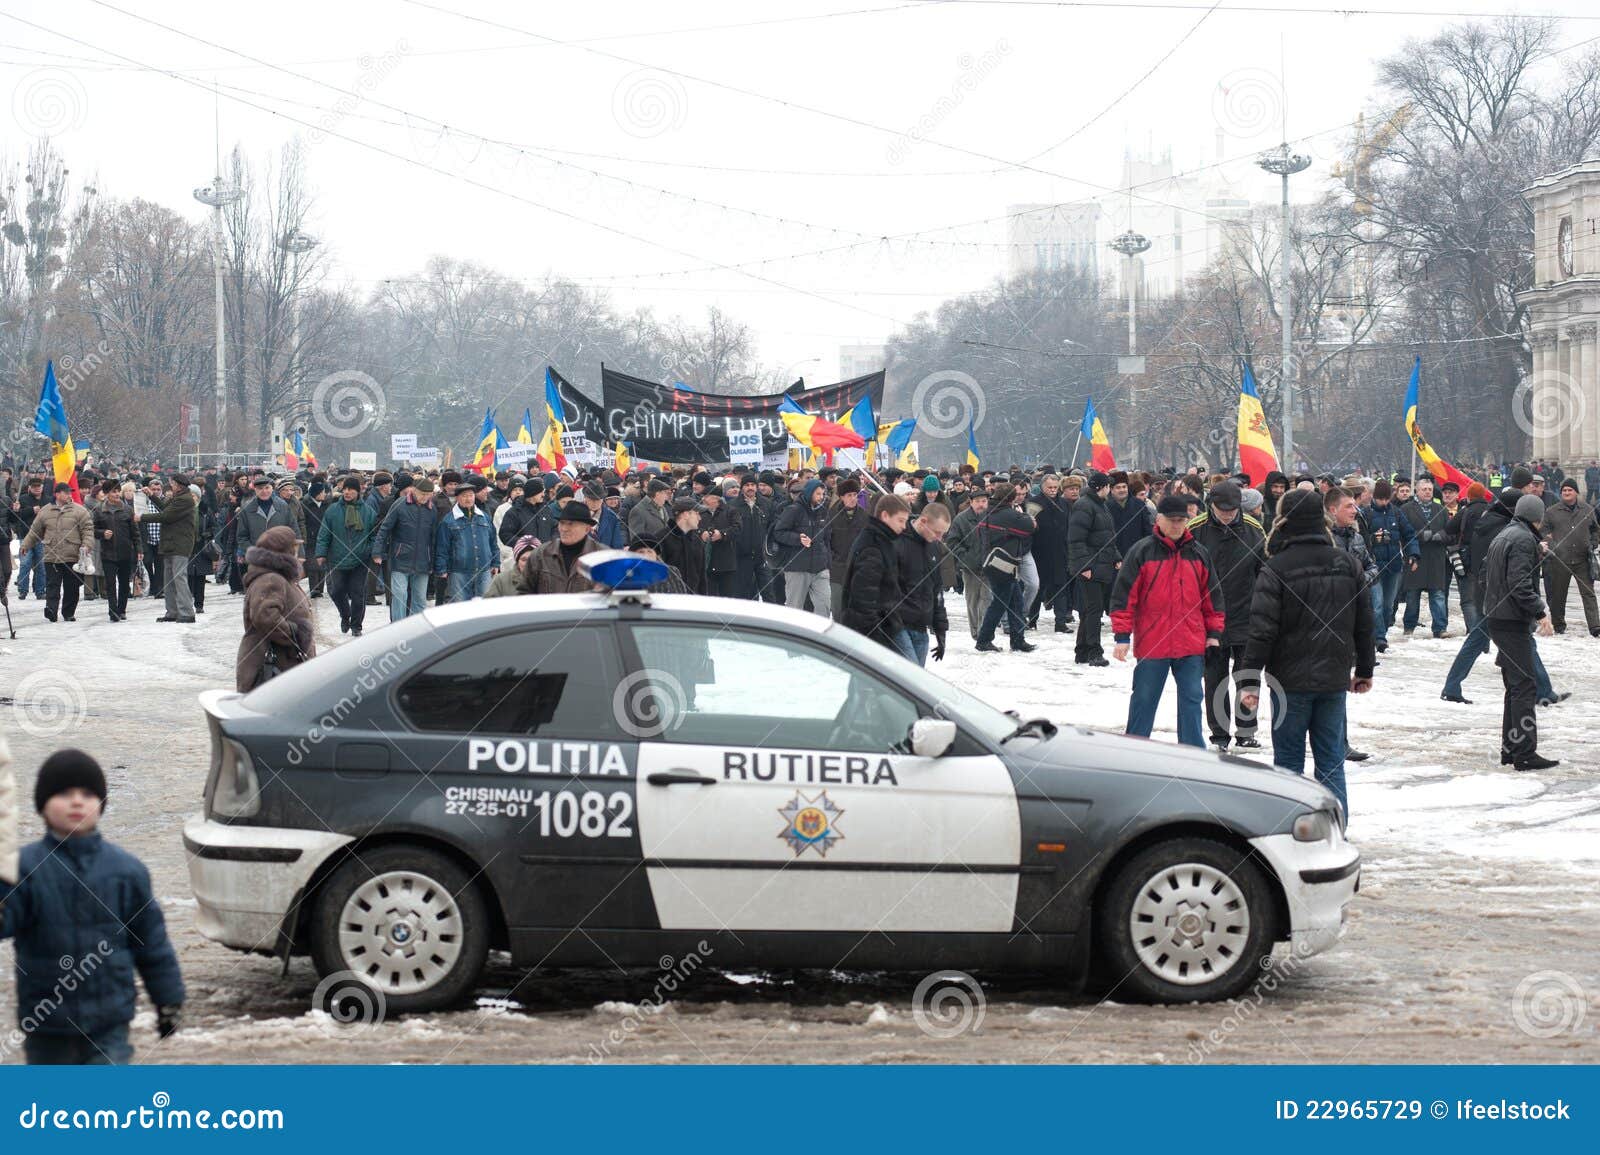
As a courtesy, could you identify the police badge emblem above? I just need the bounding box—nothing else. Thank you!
[778,791,843,857]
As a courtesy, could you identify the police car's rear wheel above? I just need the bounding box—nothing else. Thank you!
[311,847,489,1013]
[1096,837,1275,1004]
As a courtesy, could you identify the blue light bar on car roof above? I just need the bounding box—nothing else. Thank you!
[581,549,669,592]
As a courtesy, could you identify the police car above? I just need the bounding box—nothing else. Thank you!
[184,553,1358,1011]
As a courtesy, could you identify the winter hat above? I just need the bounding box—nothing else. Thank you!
[1509,467,1534,490]
[1155,493,1191,517]
[1465,482,1490,503]
[1239,487,1264,515]
[1279,488,1326,533]
[557,500,596,525]
[34,749,108,814]
[412,477,435,494]
[1264,470,1288,491]
[513,534,540,562]
[372,471,393,487]
[1087,470,1111,491]
[893,481,915,497]
[801,479,825,504]
[307,481,328,500]
[522,478,545,497]
[581,480,605,502]
[836,477,861,495]
[1561,477,1579,493]
[921,475,941,492]
[1372,479,1393,501]
[671,497,700,517]
[394,472,414,492]
[1515,494,1547,524]
[256,524,298,556]
[1207,480,1242,511]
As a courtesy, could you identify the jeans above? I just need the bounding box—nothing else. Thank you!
[891,627,930,666]
[783,569,831,618]
[447,570,492,602]
[1402,587,1448,634]
[389,571,430,621]
[16,541,44,595]
[1271,691,1348,818]
[1018,553,1040,620]
[162,554,194,618]
[1373,569,1402,638]
[977,572,1026,646]
[24,1023,132,1065]
[1125,654,1206,748]
[327,567,368,631]
[1444,603,1555,702]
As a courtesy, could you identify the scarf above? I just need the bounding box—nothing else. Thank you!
[343,499,363,531]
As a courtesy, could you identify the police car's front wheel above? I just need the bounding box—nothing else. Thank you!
[310,846,490,1014]
[1095,837,1276,1004]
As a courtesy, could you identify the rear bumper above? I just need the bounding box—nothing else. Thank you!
[1249,831,1360,960]
[183,814,353,953]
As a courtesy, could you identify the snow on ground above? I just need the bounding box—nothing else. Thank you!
[2,573,1598,1063]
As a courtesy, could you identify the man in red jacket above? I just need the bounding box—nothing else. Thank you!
[1110,492,1226,747]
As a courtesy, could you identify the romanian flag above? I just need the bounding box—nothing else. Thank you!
[33,362,79,502]
[779,395,865,455]
[965,424,981,471]
[1403,356,1475,493]
[1236,362,1279,488]
[614,441,632,474]
[284,428,317,471]
[1081,398,1115,472]
[516,408,535,446]
[537,369,568,473]
[881,418,917,470]
[465,407,498,474]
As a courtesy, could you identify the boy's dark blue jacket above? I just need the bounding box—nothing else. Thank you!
[0,831,185,1036]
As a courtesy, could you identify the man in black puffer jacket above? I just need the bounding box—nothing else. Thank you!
[893,503,951,665]
[1066,471,1120,665]
[1482,493,1559,771]
[1240,489,1374,819]
[1189,481,1265,750]
[841,496,909,650]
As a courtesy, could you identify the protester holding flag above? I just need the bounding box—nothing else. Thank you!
[1236,362,1279,488]
[1081,398,1115,472]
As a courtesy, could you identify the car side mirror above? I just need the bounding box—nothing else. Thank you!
[908,718,957,759]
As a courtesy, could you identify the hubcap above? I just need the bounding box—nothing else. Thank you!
[339,870,464,995]
[1128,862,1250,986]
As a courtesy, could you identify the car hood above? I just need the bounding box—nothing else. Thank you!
[1010,725,1336,810]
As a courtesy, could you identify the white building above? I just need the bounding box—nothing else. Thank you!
[837,342,887,382]
[1006,203,1102,280]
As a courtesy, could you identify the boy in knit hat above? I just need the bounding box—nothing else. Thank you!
[0,742,184,1063]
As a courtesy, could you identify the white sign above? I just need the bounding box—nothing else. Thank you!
[408,448,441,468]
[561,429,597,466]
[349,451,378,471]
[761,449,790,470]
[390,433,418,458]
[834,447,867,472]
[728,427,764,466]
[495,444,535,468]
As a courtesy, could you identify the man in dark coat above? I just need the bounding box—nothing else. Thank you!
[1363,479,1417,651]
[1399,474,1451,637]
[730,475,771,601]
[1028,474,1074,632]
[841,495,909,650]
[1066,471,1120,665]
[1540,477,1600,635]
[658,498,708,595]
[1240,489,1375,818]
[92,480,139,622]
[772,478,832,617]
[139,474,199,622]
[1482,494,1559,771]
[893,503,951,665]
[700,487,739,596]
[826,479,870,617]
[1188,481,1266,749]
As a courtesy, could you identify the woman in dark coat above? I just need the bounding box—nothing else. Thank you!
[237,524,316,692]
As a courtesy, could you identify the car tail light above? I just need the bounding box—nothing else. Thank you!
[205,737,261,819]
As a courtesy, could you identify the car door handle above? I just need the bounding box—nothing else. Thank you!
[647,770,717,786]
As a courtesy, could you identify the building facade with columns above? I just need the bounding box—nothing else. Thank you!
[1518,160,1600,464]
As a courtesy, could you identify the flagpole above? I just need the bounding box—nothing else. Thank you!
[1071,428,1084,472]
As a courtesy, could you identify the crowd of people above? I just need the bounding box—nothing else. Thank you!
[4,453,1594,806]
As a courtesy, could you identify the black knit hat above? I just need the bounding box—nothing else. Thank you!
[1509,467,1534,489]
[34,749,108,814]
[1279,488,1326,533]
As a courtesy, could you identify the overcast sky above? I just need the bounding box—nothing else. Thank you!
[4,0,1596,388]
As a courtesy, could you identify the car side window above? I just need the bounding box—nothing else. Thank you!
[399,627,624,737]
[626,625,921,751]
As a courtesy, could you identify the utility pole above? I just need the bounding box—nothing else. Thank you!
[280,229,319,427]
[1109,216,1151,465]
[1257,141,1310,471]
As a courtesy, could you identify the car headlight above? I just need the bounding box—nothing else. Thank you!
[1292,811,1333,842]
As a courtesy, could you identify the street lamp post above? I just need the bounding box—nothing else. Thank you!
[194,177,243,460]
[1257,142,1311,470]
[1109,227,1151,464]
[279,229,319,432]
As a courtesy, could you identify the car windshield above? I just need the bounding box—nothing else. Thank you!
[821,622,1018,745]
